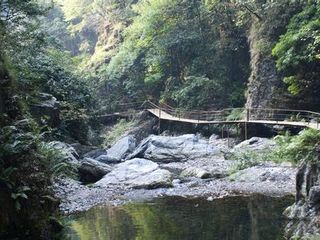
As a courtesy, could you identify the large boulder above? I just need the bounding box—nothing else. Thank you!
[83,149,107,159]
[78,158,113,183]
[106,135,136,162]
[95,154,120,164]
[309,186,320,206]
[179,159,232,179]
[232,137,276,153]
[95,158,172,189]
[30,93,60,127]
[127,134,222,162]
[71,143,97,158]
[82,136,136,164]
[129,169,172,189]
[229,165,295,183]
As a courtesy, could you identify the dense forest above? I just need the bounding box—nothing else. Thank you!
[0,0,320,239]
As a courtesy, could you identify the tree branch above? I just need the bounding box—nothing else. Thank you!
[240,4,263,21]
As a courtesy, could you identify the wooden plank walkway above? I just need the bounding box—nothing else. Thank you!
[147,108,320,130]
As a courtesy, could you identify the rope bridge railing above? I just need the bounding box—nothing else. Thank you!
[145,101,320,129]
[85,100,320,129]
[247,108,320,127]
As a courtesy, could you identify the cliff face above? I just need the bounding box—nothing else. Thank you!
[245,2,303,110]
[246,24,286,109]
[284,158,320,239]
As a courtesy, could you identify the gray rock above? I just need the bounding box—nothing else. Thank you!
[79,158,113,183]
[30,93,60,127]
[229,165,295,183]
[35,93,59,108]
[180,167,211,179]
[126,116,158,143]
[71,143,97,158]
[129,169,172,189]
[232,137,276,153]
[83,149,107,159]
[95,158,172,189]
[309,186,320,205]
[96,154,121,164]
[106,135,136,161]
[207,196,214,201]
[245,33,285,113]
[127,134,222,162]
[209,134,219,142]
[172,179,181,185]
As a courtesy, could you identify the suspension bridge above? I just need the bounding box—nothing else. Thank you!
[74,101,320,133]
[118,101,320,130]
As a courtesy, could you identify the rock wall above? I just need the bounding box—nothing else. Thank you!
[246,24,287,109]
[245,3,303,110]
[285,150,320,239]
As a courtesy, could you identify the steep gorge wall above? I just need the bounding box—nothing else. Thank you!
[246,23,288,109]
[245,2,303,110]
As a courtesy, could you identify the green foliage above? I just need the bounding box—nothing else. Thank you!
[0,1,77,238]
[0,117,77,236]
[0,164,25,211]
[56,0,133,68]
[254,39,273,55]
[102,119,138,147]
[272,1,320,107]
[11,186,31,211]
[0,120,77,180]
[0,1,95,118]
[229,129,320,168]
[228,151,264,175]
[38,142,78,179]
[0,166,16,190]
[168,76,222,109]
[226,109,245,121]
[269,129,320,164]
[101,0,249,108]
[42,4,94,56]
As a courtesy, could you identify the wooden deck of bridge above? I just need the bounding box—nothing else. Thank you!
[147,108,320,130]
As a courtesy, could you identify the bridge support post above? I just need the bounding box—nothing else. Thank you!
[158,108,161,135]
[227,126,230,148]
[221,125,224,138]
[244,122,248,140]
[246,108,250,121]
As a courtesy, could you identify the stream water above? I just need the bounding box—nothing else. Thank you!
[65,194,293,240]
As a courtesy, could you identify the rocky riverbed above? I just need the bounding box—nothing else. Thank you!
[52,134,296,214]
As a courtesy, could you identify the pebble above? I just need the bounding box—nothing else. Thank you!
[207,196,214,201]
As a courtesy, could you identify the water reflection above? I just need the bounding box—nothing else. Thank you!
[66,195,293,240]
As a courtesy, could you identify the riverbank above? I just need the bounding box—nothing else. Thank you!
[53,134,296,214]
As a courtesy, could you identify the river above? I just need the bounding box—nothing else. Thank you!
[64,194,293,240]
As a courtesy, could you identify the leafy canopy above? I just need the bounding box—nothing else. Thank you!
[272,1,320,102]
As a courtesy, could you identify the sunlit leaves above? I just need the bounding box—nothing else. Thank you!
[272,1,320,97]
[103,0,249,108]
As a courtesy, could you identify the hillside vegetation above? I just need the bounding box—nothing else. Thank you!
[0,0,319,238]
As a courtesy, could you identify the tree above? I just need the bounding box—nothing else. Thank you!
[57,0,135,69]
[272,1,320,109]
[102,0,250,109]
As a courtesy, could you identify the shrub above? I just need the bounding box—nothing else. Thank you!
[102,118,138,147]
[38,142,78,180]
[229,151,264,175]
[269,129,320,164]
[226,109,245,121]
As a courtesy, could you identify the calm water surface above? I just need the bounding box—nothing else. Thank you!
[65,195,293,240]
